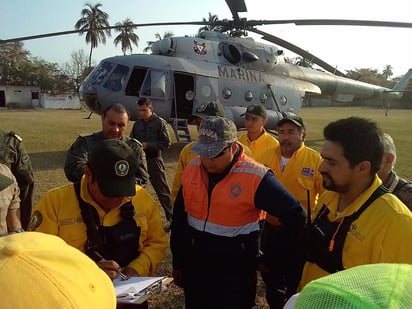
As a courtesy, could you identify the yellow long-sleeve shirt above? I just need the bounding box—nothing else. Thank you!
[30,178,168,276]
[256,143,324,214]
[299,175,412,289]
[238,130,279,160]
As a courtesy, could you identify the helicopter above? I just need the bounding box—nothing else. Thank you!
[2,0,412,134]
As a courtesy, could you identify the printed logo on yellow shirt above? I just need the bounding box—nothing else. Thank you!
[26,210,42,231]
[301,167,314,176]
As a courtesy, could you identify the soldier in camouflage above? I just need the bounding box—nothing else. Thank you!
[64,103,149,186]
[0,129,34,230]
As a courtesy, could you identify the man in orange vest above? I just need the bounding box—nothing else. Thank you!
[170,116,306,309]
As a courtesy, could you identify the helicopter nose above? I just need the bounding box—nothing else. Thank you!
[81,85,101,112]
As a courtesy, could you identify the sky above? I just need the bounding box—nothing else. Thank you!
[1,0,412,77]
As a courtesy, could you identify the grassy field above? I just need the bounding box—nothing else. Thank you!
[1,106,412,308]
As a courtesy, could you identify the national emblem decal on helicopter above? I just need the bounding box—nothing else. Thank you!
[193,41,207,55]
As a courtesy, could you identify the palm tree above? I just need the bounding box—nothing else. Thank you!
[143,31,174,53]
[198,12,220,35]
[113,18,139,55]
[74,2,111,67]
[382,64,393,80]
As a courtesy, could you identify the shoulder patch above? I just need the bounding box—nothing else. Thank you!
[8,131,22,142]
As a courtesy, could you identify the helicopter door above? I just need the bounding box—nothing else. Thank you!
[172,73,195,119]
[139,69,173,115]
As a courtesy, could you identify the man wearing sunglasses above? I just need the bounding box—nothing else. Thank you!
[170,116,306,309]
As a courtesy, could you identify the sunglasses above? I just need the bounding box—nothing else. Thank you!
[211,143,233,159]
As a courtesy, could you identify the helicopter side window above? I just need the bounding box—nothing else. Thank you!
[140,70,166,98]
[125,67,148,96]
[85,61,115,85]
[103,64,129,92]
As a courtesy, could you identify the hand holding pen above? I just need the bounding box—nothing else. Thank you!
[93,251,128,280]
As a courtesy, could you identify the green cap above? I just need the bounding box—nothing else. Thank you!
[192,116,238,158]
[277,113,305,129]
[0,174,13,192]
[292,263,412,308]
[240,104,267,118]
[189,101,225,123]
[88,140,137,198]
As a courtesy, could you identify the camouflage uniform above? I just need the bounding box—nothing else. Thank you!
[0,130,34,229]
[64,131,149,186]
[130,113,173,221]
[382,170,412,211]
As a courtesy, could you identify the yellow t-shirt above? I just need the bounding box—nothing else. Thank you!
[238,130,279,160]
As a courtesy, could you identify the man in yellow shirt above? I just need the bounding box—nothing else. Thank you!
[256,114,323,308]
[238,104,279,159]
[170,101,225,206]
[29,140,168,284]
[299,117,412,290]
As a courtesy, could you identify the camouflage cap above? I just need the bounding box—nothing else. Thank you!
[192,116,238,158]
[240,104,267,118]
[277,113,305,129]
[88,140,137,198]
[0,174,13,192]
[189,101,225,124]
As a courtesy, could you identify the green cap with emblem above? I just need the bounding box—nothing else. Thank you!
[240,104,267,118]
[189,101,225,124]
[88,139,137,198]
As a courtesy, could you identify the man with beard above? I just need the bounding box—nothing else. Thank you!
[64,103,149,186]
[298,117,412,290]
[255,114,323,308]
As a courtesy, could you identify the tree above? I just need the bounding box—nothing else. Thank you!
[382,65,393,80]
[63,50,90,92]
[74,2,111,67]
[143,31,174,53]
[113,18,139,55]
[198,12,221,34]
[0,42,31,85]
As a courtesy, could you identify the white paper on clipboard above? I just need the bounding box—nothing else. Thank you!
[114,276,166,303]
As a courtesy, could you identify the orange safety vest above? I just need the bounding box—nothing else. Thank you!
[182,150,268,236]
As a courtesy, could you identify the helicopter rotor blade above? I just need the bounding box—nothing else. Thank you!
[225,0,247,24]
[0,21,209,44]
[250,27,347,77]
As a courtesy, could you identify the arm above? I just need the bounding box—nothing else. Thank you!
[127,188,169,276]
[6,178,22,233]
[145,118,171,153]
[171,146,190,206]
[64,136,89,183]
[126,138,150,186]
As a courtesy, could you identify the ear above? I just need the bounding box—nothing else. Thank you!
[385,153,395,165]
[84,165,92,181]
[357,161,371,175]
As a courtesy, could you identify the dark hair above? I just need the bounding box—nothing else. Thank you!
[102,103,130,118]
[323,117,383,174]
[137,97,153,108]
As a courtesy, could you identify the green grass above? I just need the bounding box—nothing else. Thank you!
[1,106,412,308]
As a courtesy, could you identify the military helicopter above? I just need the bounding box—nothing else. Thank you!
[2,0,412,136]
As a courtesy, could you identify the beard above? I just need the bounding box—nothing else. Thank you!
[321,173,350,193]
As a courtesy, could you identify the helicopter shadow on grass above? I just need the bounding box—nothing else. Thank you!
[29,151,67,171]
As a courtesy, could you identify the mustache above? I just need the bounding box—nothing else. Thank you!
[280,140,292,146]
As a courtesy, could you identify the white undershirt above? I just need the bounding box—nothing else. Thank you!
[280,156,290,172]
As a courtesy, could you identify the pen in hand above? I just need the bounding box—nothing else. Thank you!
[93,251,128,280]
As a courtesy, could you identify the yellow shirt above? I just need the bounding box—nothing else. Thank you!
[31,178,168,276]
[238,130,279,160]
[299,175,412,289]
[256,144,324,214]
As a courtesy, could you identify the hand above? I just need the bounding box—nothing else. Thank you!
[172,269,183,288]
[121,266,140,278]
[96,259,122,280]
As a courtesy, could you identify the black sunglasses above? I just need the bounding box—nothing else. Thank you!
[211,143,233,159]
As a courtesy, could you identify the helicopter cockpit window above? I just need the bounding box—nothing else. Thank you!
[140,70,166,98]
[103,64,129,92]
[86,61,115,85]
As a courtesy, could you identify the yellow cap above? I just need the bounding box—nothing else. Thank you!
[0,232,116,309]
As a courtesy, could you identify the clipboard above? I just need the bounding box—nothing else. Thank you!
[114,276,173,304]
